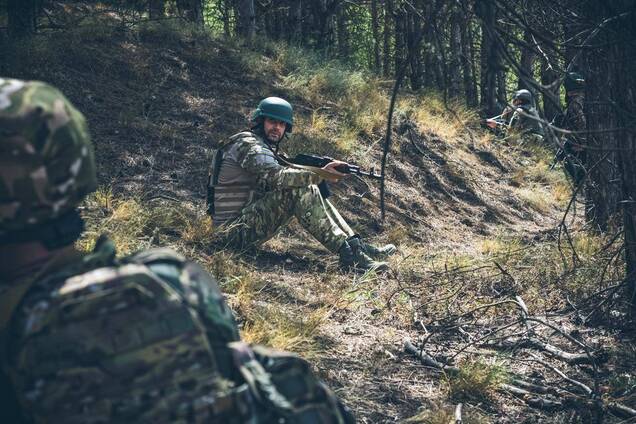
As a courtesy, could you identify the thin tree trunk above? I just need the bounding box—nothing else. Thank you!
[149,0,165,19]
[176,0,204,26]
[336,3,349,59]
[518,30,536,89]
[449,8,463,98]
[371,0,381,74]
[288,0,302,43]
[540,59,560,124]
[394,6,406,78]
[383,0,393,77]
[460,1,477,106]
[236,0,256,41]
[476,0,498,117]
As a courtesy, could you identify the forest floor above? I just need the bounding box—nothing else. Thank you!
[2,14,634,423]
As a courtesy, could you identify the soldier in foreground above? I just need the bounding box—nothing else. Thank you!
[207,97,396,271]
[0,79,354,423]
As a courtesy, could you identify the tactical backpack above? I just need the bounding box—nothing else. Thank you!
[4,245,258,423]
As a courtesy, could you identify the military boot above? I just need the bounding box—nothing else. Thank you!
[339,237,389,271]
[362,239,397,259]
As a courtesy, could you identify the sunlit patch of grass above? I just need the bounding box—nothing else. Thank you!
[241,306,328,356]
[516,186,552,212]
[552,181,573,206]
[446,359,508,402]
[479,235,522,258]
[405,402,489,424]
[78,190,208,255]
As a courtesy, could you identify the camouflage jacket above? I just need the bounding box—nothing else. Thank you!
[508,105,544,137]
[565,94,586,132]
[1,237,353,423]
[208,131,321,225]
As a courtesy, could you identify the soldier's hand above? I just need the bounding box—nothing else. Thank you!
[486,119,497,129]
[322,160,349,182]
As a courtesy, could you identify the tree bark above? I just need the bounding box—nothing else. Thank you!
[383,0,393,77]
[7,0,36,38]
[288,0,303,43]
[394,6,406,78]
[518,29,536,90]
[371,0,381,74]
[236,0,256,42]
[460,0,477,106]
[336,3,349,59]
[149,0,165,19]
[407,6,423,91]
[176,0,204,26]
[476,0,499,116]
[449,8,463,98]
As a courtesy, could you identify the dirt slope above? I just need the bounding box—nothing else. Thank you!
[3,23,603,423]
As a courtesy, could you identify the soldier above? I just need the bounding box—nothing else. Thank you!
[506,89,545,143]
[0,79,354,423]
[561,71,587,184]
[207,97,396,271]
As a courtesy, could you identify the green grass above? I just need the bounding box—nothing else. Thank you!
[446,359,508,402]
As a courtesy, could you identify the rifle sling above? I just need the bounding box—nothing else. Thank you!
[208,149,224,216]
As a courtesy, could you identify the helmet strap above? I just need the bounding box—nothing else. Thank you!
[0,209,85,250]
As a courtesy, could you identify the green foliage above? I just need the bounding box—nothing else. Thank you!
[446,360,508,402]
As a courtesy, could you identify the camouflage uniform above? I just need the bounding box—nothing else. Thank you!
[562,92,587,184]
[508,105,544,144]
[0,79,354,423]
[213,131,354,254]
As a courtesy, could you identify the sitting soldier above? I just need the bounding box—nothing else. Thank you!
[207,96,396,271]
[506,89,545,143]
[0,78,354,424]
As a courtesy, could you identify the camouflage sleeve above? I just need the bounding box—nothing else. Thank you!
[566,99,587,132]
[137,250,241,344]
[232,134,322,190]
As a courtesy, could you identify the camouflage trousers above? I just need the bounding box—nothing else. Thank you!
[220,185,354,253]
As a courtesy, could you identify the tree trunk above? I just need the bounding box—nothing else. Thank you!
[236,0,256,41]
[407,6,423,91]
[288,0,302,44]
[394,6,407,78]
[460,1,477,106]
[176,0,204,26]
[383,0,393,77]
[540,59,560,124]
[336,3,349,59]
[449,8,463,98]
[517,30,536,90]
[149,0,165,19]
[476,0,499,116]
[7,0,36,38]
[371,0,381,74]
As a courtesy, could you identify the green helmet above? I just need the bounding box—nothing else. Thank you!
[513,89,533,105]
[252,96,293,133]
[0,78,97,236]
[564,72,585,92]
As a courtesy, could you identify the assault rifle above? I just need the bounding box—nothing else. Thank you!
[279,153,381,198]
[280,154,381,180]
[482,115,508,137]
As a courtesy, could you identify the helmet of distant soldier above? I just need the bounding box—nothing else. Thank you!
[564,72,585,92]
[0,78,97,236]
[513,89,534,105]
[252,97,293,133]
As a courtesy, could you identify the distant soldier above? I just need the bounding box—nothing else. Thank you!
[506,89,545,143]
[560,71,587,184]
[0,79,354,423]
[207,97,395,271]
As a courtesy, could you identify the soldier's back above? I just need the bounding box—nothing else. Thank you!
[5,236,255,423]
